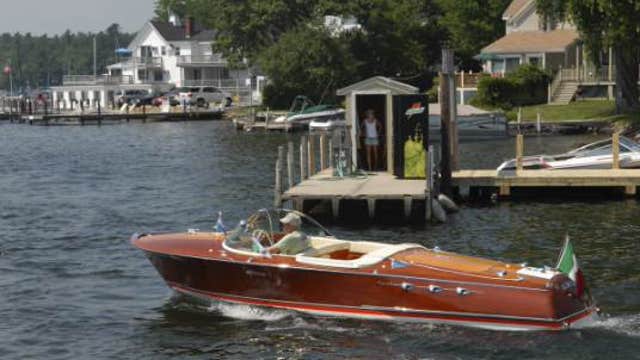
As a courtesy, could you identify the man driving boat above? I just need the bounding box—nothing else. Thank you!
[267,213,309,255]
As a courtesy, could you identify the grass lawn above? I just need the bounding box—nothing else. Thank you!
[504,100,618,122]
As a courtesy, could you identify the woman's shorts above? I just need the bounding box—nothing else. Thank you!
[365,137,379,146]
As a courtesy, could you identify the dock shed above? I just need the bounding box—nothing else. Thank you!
[337,76,420,175]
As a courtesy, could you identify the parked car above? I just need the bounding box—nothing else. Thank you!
[115,89,154,107]
[154,88,180,107]
[177,86,232,107]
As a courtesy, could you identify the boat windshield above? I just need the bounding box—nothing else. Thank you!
[569,136,640,157]
[224,209,334,252]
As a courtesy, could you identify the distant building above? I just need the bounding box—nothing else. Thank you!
[475,0,615,104]
[50,14,265,110]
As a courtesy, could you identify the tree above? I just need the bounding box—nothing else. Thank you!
[154,0,188,21]
[537,0,640,113]
[436,0,511,70]
[258,24,358,107]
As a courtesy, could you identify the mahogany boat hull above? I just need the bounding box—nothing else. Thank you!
[134,232,598,331]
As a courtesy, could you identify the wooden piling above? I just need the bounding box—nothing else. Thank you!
[308,135,316,176]
[287,141,294,189]
[612,132,620,169]
[516,134,524,172]
[274,145,285,207]
[440,48,454,196]
[536,112,541,134]
[319,134,327,170]
[300,136,308,181]
[425,145,434,221]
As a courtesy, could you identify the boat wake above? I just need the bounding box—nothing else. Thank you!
[583,313,640,337]
[207,301,292,322]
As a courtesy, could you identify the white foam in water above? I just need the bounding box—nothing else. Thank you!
[208,301,292,322]
[583,313,640,337]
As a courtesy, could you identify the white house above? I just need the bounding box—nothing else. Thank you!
[50,15,264,110]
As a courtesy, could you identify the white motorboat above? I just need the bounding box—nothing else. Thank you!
[497,136,640,172]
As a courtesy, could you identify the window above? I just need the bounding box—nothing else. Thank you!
[175,47,181,56]
[203,87,216,93]
[161,46,166,56]
[528,57,541,67]
[153,70,163,82]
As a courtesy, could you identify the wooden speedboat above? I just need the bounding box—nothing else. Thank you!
[132,209,598,331]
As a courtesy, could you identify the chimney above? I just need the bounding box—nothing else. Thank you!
[184,17,193,39]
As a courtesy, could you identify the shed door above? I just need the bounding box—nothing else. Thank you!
[393,95,428,179]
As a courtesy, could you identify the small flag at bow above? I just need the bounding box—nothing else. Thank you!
[556,235,585,297]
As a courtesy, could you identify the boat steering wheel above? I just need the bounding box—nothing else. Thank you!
[251,229,274,247]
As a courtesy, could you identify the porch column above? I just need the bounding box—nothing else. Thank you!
[63,91,71,110]
[52,91,58,109]
[100,90,108,109]
[386,93,394,173]
[88,91,95,108]
[576,43,580,81]
[608,47,614,99]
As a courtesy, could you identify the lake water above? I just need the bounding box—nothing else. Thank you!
[1,121,639,359]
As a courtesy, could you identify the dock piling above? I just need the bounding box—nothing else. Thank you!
[319,134,327,170]
[308,135,316,176]
[612,132,620,169]
[300,136,308,181]
[516,134,524,173]
[274,145,285,207]
[287,141,294,189]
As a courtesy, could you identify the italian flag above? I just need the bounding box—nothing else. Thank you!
[556,236,585,297]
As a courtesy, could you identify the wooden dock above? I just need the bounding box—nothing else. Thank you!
[453,169,640,196]
[282,169,428,219]
[15,109,224,125]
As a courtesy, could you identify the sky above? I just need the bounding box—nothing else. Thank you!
[0,0,157,35]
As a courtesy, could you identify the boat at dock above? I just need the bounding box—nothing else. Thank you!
[132,209,597,331]
[497,135,640,172]
[272,95,345,130]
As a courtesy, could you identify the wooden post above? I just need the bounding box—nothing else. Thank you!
[274,145,285,207]
[426,145,434,221]
[319,134,327,170]
[536,111,541,134]
[300,136,308,181]
[287,141,294,189]
[612,132,620,169]
[516,134,524,172]
[439,48,454,197]
[308,135,316,176]
[328,137,333,170]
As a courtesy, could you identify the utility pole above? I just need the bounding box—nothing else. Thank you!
[439,49,455,197]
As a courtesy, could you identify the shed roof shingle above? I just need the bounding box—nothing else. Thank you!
[481,30,579,54]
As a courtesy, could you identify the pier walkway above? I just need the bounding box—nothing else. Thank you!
[454,169,640,196]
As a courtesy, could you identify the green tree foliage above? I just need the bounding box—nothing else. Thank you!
[157,0,516,107]
[472,64,550,109]
[0,24,134,92]
[436,0,511,70]
[537,0,640,113]
[259,25,358,108]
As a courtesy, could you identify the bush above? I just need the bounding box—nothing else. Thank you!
[472,64,550,109]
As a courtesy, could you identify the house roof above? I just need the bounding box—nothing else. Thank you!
[481,30,579,54]
[336,76,418,96]
[502,0,533,19]
[150,20,216,42]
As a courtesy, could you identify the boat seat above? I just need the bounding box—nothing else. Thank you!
[296,243,423,268]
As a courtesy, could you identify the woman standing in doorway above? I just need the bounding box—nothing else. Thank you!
[360,109,382,171]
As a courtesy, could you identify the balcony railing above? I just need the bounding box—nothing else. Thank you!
[557,66,615,83]
[62,75,134,85]
[182,78,244,88]
[177,55,228,66]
